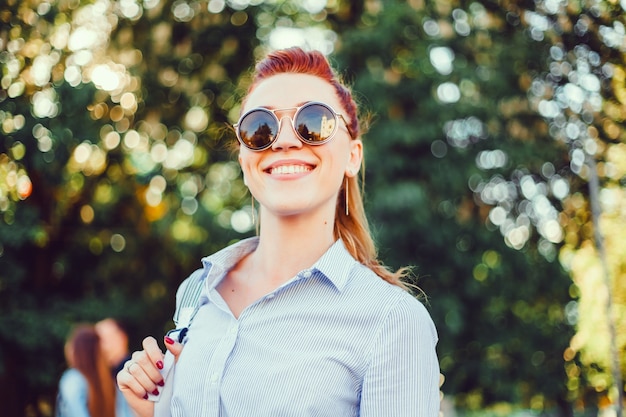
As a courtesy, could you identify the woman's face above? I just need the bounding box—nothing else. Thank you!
[238,73,362,219]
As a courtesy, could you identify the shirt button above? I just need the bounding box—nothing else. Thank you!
[303,270,312,278]
[210,373,219,383]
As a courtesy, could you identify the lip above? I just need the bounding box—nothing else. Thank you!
[264,159,316,177]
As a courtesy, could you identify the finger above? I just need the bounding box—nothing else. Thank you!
[126,356,164,400]
[117,358,150,398]
[117,365,147,398]
[164,334,184,359]
[142,336,167,375]
[119,355,161,397]
[117,373,154,417]
[128,341,165,392]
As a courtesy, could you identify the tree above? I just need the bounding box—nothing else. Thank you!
[1,0,624,415]
[330,0,575,413]
[525,0,626,412]
[0,0,257,414]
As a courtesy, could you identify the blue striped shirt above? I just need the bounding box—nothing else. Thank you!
[170,237,440,416]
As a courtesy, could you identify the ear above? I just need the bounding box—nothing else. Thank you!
[345,139,363,177]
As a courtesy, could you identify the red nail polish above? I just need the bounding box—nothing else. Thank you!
[158,380,164,387]
[143,394,148,400]
[156,360,164,369]
[152,389,160,395]
[164,336,175,345]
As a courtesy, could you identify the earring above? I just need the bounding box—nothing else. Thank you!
[345,177,349,216]
[251,194,256,225]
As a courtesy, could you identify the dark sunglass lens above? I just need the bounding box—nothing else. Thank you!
[296,104,336,143]
[238,110,277,149]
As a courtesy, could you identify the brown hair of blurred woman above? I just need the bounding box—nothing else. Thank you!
[64,324,116,417]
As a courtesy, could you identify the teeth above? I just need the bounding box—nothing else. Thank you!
[270,165,311,175]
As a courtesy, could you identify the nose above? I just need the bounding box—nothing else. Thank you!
[271,115,303,150]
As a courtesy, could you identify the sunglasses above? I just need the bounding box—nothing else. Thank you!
[234,101,353,151]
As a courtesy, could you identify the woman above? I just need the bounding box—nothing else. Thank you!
[57,324,116,417]
[118,47,440,417]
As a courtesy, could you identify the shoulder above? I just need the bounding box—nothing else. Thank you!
[173,238,259,326]
[346,262,408,301]
[348,263,438,339]
[60,368,86,384]
[385,287,438,342]
[59,368,87,394]
[175,267,205,299]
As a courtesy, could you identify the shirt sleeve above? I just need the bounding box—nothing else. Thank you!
[360,295,440,417]
[58,369,91,417]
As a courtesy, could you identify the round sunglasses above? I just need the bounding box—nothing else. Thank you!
[234,101,353,151]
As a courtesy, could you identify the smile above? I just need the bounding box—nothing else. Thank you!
[268,164,313,175]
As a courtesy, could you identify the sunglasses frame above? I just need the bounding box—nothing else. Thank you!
[234,101,353,151]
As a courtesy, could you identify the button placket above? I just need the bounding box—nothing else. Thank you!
[202,317,240,413]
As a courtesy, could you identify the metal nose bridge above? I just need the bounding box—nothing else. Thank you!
[273,108,300,139]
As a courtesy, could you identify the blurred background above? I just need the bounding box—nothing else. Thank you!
[1,0,625,416]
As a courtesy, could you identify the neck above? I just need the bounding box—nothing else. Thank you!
[251,209,336,285]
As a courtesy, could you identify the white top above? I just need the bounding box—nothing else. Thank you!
[167,237,440,417]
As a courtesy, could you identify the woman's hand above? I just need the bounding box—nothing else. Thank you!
[117,335,184,417]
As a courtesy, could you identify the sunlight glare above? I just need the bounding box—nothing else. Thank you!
[91,64,123,92]
[268,27,336,55]
[437,82,461,103]
[299,0,327,14]
[430,46,454,75]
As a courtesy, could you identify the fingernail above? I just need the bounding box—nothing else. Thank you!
[164,336,175,345]
[143,394,148,400]
[152,389,160,395]
[158,380,164,387]
[156,360,164,369]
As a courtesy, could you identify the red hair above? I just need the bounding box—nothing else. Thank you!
[245,47,409,288]
[247,48,360,139]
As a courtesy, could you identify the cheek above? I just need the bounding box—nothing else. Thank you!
[328,143,353,171]
[238,152,259,183]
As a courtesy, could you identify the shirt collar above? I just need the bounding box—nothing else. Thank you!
[200,236,358,292]
[310,239,358,292]
[200,237,259,289]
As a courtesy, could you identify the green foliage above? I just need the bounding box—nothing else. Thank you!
[330,0,576,413]
[0,1,258,415]
[1,0,624,416]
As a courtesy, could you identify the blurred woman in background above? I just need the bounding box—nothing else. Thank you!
[56,324,116,417]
